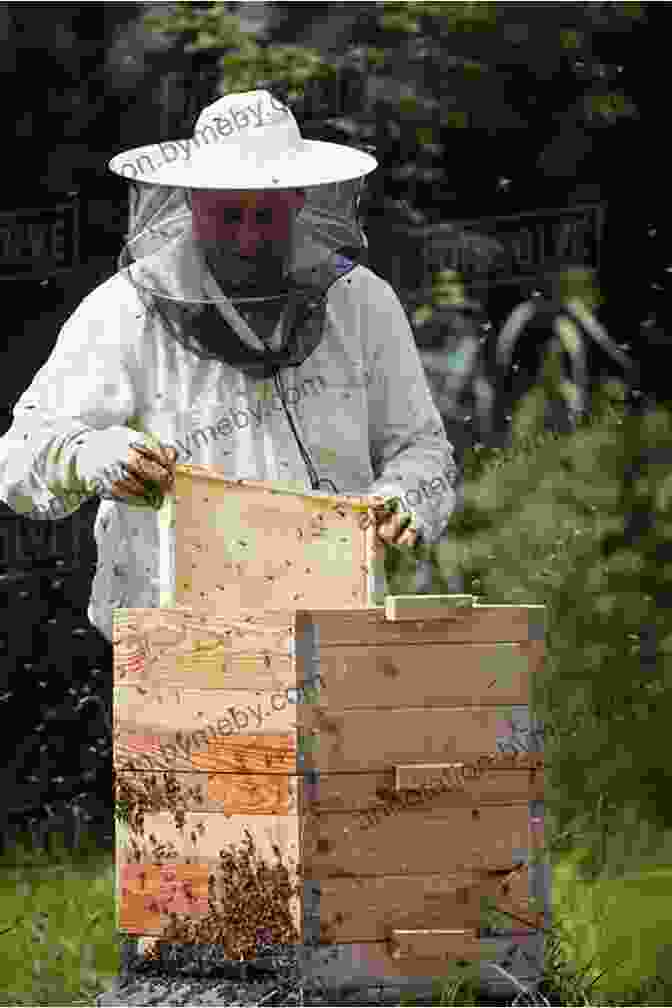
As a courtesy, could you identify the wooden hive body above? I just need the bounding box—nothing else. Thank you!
[114,542,548,995]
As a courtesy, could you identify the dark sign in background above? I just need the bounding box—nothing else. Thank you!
[372,202,605,313]
[0,193,80,277]
[450,203,604,285]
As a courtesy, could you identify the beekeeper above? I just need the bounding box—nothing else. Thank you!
[0,89,458,645]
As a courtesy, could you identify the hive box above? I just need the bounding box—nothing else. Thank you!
[113,595,548,996]
[169,467,388,615]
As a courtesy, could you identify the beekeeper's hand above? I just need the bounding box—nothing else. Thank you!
[360,495,419,548]
[110,441,178,507]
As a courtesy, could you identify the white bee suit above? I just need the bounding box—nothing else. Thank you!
[0,92,459,643]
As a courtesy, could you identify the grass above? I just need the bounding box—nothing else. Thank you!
[0,826,123,1006]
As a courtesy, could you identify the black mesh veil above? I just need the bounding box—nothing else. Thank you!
[116,177,370,377]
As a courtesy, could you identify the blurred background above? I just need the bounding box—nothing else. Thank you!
[0,0,669,856]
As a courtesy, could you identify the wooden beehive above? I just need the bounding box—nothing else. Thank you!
[170,467,387,615]
[113,594,548,990]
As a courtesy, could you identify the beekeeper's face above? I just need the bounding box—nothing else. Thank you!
[189,188,306,291]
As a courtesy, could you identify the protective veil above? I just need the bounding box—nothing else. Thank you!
[118,177,370,377]
[116,174,371,493]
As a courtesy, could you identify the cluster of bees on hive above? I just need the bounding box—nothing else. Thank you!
[116,768,302,961]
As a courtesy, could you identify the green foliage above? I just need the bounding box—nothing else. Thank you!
[0,828,121,1005]
[385,369,669,873]
[583,89,639,126]
[142,1,334,101]
[412,268,475,326]
[410,381,672,1005]
[137,0,646,236]
[143,2,246,50]
[437,383,671,854]
[551,850,672,1003]
[378,2,497,36]
[217,44,334,100]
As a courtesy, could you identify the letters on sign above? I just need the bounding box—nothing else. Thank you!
[0,197,80,273]
[425,204,604,287]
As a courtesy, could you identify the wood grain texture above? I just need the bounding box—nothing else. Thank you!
[114,728,298,777]
[393,761,544,803]
[113,682,299,773]
[114,686,535,775]
[302,803,532,875]
[296,705,536,773]
[312,642,537,708]
[114,769,299,817]
[113,594,546,970]
[113,607,296,690]
[386,930,542,972]
[114,764,543,823]
[294,605,547,648]
[173,469,373,509]
[302,868,542,942]
[173,470,383,616]
[116,862,539,942]
[116,838,540,942]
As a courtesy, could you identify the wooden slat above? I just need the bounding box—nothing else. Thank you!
[114,681,536,775]
[113,682,301,772]
[113,764,543,823]
[303,803,533,875]
[174,469,373,509]
[390,929,486,963]
[311,763,543,812]
[390,929,480,961]
[113,607,296,690]
[297,705,536,773]
[385,594,474,621]
[394,754,544,786]
[115,770,299,816]
[114,730,297,778]
[312,641,541,708]
[315,776,544,812]
[303,867,541,942]
[117,862,541,944]
[295,605,546,648]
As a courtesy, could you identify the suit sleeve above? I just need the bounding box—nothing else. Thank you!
[0,280,152,522]
[363,273,460,544]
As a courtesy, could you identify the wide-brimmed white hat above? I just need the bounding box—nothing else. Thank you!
[109,89,378,190]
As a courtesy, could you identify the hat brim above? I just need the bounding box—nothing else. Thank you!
[109,139,377,190]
